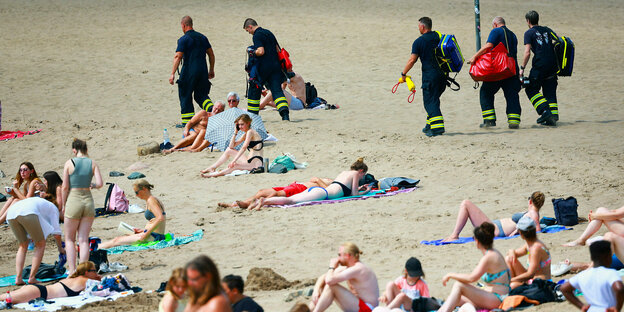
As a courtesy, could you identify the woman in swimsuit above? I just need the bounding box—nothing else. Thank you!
[200,114,264,178]
[442,191,544,242]
[252,157,372,209]
[99,180,166,249]
[438,222,511,312]
[0,261,101,304]
[563,204,624,247]
[505,215,552,289]
[0,162,45,224]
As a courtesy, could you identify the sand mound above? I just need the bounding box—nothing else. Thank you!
[58,292,160,311]
[245,267,315,291]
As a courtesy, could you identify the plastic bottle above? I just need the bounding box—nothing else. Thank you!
[6,291,13,308]
[163,129,170,145]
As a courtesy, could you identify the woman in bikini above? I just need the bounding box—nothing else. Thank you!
[506,215,551,289]
[99,180,166,249]
[200,114,264,178]
[251,157,372,210]
[0,261,101,305]
[442,191,545,242]
[438,222,511,312]
[0,162,45,224]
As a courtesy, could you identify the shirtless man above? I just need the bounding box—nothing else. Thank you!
[260,72,307,110]
[218,177,333,210]
[163,100,225,154]
[310,242,379,312]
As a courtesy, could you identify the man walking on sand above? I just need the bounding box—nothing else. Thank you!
[309,242,379,312]
[169,16,215,125]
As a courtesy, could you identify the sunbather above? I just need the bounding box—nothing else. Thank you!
[563,204,624,247]
[505,216,552,289]
[438,222,511,312]
[159,267,188,312]
[218,177,332,210]
[200,114,264,178]
[0,261,101,305]
[0,162,45,224]
[163,101,225,154]
[442,191,544,242]
[253,158,372,209]
[378,257,429,311]
[99,180,166,249]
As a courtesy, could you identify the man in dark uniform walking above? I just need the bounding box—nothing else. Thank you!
[468,16,522,129]
[243,18,290,121]
[169,16,215,125]
[520,10,558,126]
[399,17,447,137]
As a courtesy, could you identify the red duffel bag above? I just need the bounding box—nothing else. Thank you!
[469,42,517,82]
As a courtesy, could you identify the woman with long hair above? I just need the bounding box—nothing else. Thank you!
[62,139,103,275]
[42,171,64,221]
[0,162,45,223]
[506,216,551,288]
[184,255,231,311]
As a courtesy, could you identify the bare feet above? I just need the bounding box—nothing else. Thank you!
[27,278,40,284]
[200,172,215,178]
[200,167,215,174]
[441,236,459,243]
[251,198,265,211]
[218,202,233,208]
[162,149,175,155]
[236,200,250,209]
[562,240,584,247]
[15,279,25,286]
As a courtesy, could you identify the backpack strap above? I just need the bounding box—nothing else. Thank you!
[103,182,114,211]
[446,73,461,91]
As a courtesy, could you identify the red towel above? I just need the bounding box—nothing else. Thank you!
[0,129,42,141]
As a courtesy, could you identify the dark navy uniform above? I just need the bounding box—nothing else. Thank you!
[176,30,213,124]
[247,27,289,119]
[524,26,559,121]
[480,26,522,126]
[412,31,447,135]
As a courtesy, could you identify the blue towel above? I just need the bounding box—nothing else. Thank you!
[0,273,68,287]
[420,225,571,246]
[105,229,204,255]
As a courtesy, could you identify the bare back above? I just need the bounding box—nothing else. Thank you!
[346,262,379,305]
[287,73,306,103]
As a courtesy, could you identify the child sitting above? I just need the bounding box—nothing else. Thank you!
[378,257,429,311]
[159,268,188,312]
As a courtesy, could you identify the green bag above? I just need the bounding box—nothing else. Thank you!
[271,155,295,171]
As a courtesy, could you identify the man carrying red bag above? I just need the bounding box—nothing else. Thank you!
[468,17,521,129]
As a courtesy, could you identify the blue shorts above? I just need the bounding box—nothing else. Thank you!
[150,232,166,241]
[612,254,624,270]
[290,97,304,110]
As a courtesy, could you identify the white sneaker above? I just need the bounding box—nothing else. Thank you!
[552,262,573,276]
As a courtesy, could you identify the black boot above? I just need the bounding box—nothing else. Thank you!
[279,109,290,121]
[479,120,496,128]
[422,124,430,134]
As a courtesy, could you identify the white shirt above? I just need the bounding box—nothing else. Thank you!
[7,197,62,239]
[569,266,622,311]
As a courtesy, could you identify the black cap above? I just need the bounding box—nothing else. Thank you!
[405,257,424,277]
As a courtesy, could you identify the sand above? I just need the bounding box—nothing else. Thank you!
[1,0,623,310]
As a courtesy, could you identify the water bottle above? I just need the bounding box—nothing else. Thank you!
[5,291,13,308]
[163,129,170,145]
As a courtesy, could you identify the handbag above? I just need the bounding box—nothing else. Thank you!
[469,28,517,82]
[553,196,579,226]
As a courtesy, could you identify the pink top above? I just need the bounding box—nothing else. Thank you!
[394,276,429,299]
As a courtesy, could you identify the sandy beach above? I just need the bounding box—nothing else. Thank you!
[1,0,624,310]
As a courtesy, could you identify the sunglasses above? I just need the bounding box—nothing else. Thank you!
[19,168,30,172]
[228,99,238,103]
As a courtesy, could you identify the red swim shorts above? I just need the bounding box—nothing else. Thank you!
[358,298,373,312]
[272,182,307,197]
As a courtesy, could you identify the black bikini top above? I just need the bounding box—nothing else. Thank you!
[247,140,264,151]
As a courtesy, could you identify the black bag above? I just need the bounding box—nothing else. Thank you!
[268,163,288,174]
[304,82,318,105]
[553,196,579,226]
[22,263,65,279]
[90,249,109,272]
[552,33,575,76]
[510,279,558,303]
[412,297,442,312]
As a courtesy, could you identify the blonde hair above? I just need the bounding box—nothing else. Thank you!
[341,242,362,260]
[134,179,154,191]
[166,268,187,300]
[289,302,311,312]
[69,261,96,278]
[350,157,367,172]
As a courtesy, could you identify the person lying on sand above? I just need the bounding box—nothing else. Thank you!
[163,101,225,154]
[563,204,624,247]
[441,191,544,242]
[99,180,166,249]
[0,262,100,305]
[251,158,372,210]
[218,177,333,210]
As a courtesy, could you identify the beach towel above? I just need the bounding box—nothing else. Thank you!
[420,225,571,245]
[0,273,68,288]
[0,129,42,141]
[275,187,416,208]
[104,229,203,255]
[13,289,134,311]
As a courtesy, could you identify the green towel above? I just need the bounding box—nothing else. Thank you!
[105,230,203,255]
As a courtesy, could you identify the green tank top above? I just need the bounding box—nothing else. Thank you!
[69,157,93,188]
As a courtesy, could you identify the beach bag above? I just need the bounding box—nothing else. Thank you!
[90,249,109,272]
[22,263,62,280]
[434,32,464,73]
[469,29,517,82]
[104,183,129,213]
[305,82,318,105]
[509,279,558,303]
[276,43,293,73]
[552,33,575,76]
[412,297,442,312]
[271,155,295,171]
[268,163,288,174]
[553,196,579,226]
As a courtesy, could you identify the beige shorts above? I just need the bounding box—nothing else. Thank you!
[8,214,45,243]
[65,189,95,219]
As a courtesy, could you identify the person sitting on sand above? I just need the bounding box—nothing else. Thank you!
[159,267,188,312]
[184,255,231,312]
[437,222,511,312]
[222,274,264,312]
[0,261,101,305]
[218,177,333,210]
[164,101,225,154]
[309,242,379,312]
[260,72,307,111]
[378,257,429,311]
[0,162,45,224]
[252,158,372,210]
[227,92,240,108]
[561,240,624,312]
[200,114,264,178]
[442,191,544,242]
[563,204,624,247]
[505,216,551,289]
[99,180,165,249]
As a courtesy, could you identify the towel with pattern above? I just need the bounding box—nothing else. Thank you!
[275,187,417,208]
[104,229,204,254]
[0,129,42,141]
